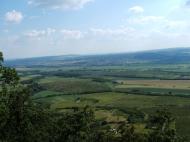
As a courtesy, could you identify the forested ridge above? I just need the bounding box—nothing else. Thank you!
[6,48,190,68]
[0,52,187,142]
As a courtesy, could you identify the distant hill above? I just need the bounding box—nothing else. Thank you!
[5,48,190,67]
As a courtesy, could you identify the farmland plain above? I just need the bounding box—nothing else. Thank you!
[8,48,190,141]
[15,65,190,140]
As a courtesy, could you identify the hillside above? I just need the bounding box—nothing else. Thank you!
[6,48,190,67]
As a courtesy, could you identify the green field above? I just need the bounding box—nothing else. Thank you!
[33,91,190,137]
[18,65,190,140]
[38,77,111,94]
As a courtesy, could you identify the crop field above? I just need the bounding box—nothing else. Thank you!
[18,65,190,140]
[38,77,112,94]
[116,80,190,89]
[113,79,190,98]
[33,92,190,109]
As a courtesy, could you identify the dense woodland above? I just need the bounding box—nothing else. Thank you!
[0,51,187,142]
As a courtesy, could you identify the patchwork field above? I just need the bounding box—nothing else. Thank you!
[33,91,190,138]
[18,65,190,140]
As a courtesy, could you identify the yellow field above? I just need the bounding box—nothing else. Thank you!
[117,80,190,89]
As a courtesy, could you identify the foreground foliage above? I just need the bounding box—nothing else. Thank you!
[0,52,187,142]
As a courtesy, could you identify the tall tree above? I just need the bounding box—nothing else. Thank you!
[147,109,186,142]
[0,52,53,142]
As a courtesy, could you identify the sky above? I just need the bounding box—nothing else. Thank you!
[1,0,190,59]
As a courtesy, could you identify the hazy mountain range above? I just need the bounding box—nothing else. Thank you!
[6,48,190,67]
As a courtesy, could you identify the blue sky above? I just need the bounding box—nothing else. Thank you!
[1,0,190,59]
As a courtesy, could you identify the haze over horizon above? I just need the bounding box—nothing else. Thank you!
[1,0,190,59]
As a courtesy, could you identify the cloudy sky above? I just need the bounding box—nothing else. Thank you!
[1,0,190,59]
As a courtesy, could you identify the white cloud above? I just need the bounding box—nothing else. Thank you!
[61,29,83,39]
[47,28,56,35]
[28,1,33,5]
[90,27,137,40]
[128,16,165,24]
[24,28,83,40]
[165,20,188,30]
[129,6,144,14]
[28,0,93,10]
[24,28,56,40]
[2,24,190,59]
[25,30,46,38]
[5,10,23,23]
[127,15,190,34]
